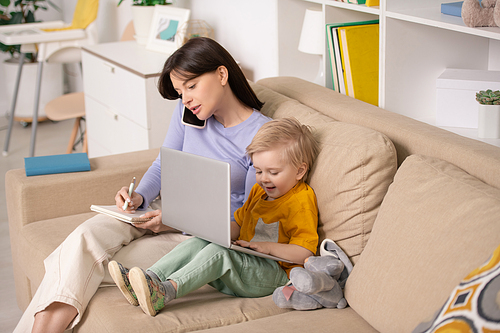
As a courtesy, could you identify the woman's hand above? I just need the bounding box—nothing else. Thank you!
[132,209,177,234]
[115,187,144,213]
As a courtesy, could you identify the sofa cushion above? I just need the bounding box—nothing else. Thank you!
[77,285,290,332]
[412,243,500,333]
[253,82,397,263]
[345,154,500,333]
[193,307,378,333]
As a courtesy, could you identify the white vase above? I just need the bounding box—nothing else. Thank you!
[478,104,500,139]
[3,58,63,121]
[131,5,156,45]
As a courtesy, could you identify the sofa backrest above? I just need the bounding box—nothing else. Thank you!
[251,82,397,264]
[256,77,500,191]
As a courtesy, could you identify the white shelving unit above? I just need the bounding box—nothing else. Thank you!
[301,0,500,147]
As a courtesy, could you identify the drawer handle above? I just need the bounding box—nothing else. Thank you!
[103,62,115,74]
[114,114,118,121]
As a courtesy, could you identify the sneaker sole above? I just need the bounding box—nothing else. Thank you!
[129,267,158,316]
[108,261,139,306]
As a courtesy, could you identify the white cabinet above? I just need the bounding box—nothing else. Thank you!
[82,41,178,158]
[297,0,500,146]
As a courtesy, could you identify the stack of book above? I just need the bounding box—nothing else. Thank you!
[326,20,379,106]
[334,0,380,5]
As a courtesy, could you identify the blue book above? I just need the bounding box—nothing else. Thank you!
[24,153,91,177]
[441,2,463,17]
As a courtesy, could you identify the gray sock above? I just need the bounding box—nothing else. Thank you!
[146,270,177,300]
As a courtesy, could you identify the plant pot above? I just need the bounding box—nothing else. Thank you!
[3,58,63,122]
[478,104,500,139]
[131,5,157,45]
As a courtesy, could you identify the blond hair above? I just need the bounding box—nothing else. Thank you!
[246,117,320,181]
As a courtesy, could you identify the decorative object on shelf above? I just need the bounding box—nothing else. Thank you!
[117,0,173,45]
[461,0,500,27]
[176,20,214,47]
[441,1,464,17]
[436,69,500,129]
[298,8,324,86]
[146,6,190,54]
[476,89,500,138]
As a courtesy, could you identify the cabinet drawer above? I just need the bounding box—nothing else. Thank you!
[83,51,149,128]
[85,96,149,156]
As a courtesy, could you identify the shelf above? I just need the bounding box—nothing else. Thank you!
[386,7,500,40]
[440,126,500,148]
[306,0,500,148]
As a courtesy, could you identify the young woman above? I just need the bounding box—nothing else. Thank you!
[14,37,271,333]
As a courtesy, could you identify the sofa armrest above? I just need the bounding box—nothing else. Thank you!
[5,149,159,234]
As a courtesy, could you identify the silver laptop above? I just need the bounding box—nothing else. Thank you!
[160,147,292,263]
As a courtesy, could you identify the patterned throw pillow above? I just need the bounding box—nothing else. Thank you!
[413,244,500,333]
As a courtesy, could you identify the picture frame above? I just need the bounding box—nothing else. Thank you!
[146,5,191,54]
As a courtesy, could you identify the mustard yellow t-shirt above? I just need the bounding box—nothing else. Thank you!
[234,181,319,276]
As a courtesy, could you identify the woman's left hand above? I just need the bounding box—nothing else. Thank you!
[132,209,177,233]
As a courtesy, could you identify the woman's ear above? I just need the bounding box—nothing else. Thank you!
[296,162,308,181]
[218,66,229,86]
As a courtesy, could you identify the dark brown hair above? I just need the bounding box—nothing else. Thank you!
[158,37,264,110]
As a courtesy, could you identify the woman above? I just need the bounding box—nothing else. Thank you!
[15,37,270,333]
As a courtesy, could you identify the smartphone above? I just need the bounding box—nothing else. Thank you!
[182,107,206,129]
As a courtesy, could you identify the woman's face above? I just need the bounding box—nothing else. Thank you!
[170,67,228,121]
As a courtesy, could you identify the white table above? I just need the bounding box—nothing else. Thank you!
[0,21,86,157]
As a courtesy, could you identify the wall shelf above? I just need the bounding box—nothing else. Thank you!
[294,0,500,146]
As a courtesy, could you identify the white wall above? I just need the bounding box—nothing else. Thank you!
[1,0,317,117]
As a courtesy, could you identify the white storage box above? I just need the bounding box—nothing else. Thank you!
[436,69,500,128]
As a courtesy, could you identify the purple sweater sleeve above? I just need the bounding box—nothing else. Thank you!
[135,101,184,209]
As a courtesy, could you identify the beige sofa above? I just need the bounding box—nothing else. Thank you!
[6,77,500,332]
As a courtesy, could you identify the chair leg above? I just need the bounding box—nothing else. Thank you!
[83,127,88,153]
[67,117,82,154]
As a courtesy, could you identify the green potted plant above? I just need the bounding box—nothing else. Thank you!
[476,89,500,139]
[117,0,172,45]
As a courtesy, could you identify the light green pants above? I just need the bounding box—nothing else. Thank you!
[148,237,289,298]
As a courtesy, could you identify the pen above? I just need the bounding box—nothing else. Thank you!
[122,177,136,211]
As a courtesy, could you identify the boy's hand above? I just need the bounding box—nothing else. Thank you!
[233,240,271,254]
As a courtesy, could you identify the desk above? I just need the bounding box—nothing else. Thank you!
[82,41,177,158]
[0,21,86,157]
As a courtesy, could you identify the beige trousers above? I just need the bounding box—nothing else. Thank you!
[13,214,189,332]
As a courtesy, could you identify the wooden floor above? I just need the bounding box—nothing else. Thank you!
[0,115,82,332]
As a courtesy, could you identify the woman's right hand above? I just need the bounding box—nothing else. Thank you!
[115,187,144,213]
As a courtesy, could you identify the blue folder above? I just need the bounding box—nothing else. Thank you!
[24,153,91,177]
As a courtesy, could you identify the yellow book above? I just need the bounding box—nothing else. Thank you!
[338,24,379,106]
[366,0,380,6]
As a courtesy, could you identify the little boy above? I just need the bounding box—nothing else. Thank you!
[108,117,320,316]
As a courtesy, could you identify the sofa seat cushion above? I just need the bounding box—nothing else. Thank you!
[194,307,378,333]
[345,155,500,333]
[76,285,290,332]
[253,82,397,264]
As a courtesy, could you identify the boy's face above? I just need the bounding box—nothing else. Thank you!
[252,148,307,201]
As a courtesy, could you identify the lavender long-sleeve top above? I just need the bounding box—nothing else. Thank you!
[135,100,271,219]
